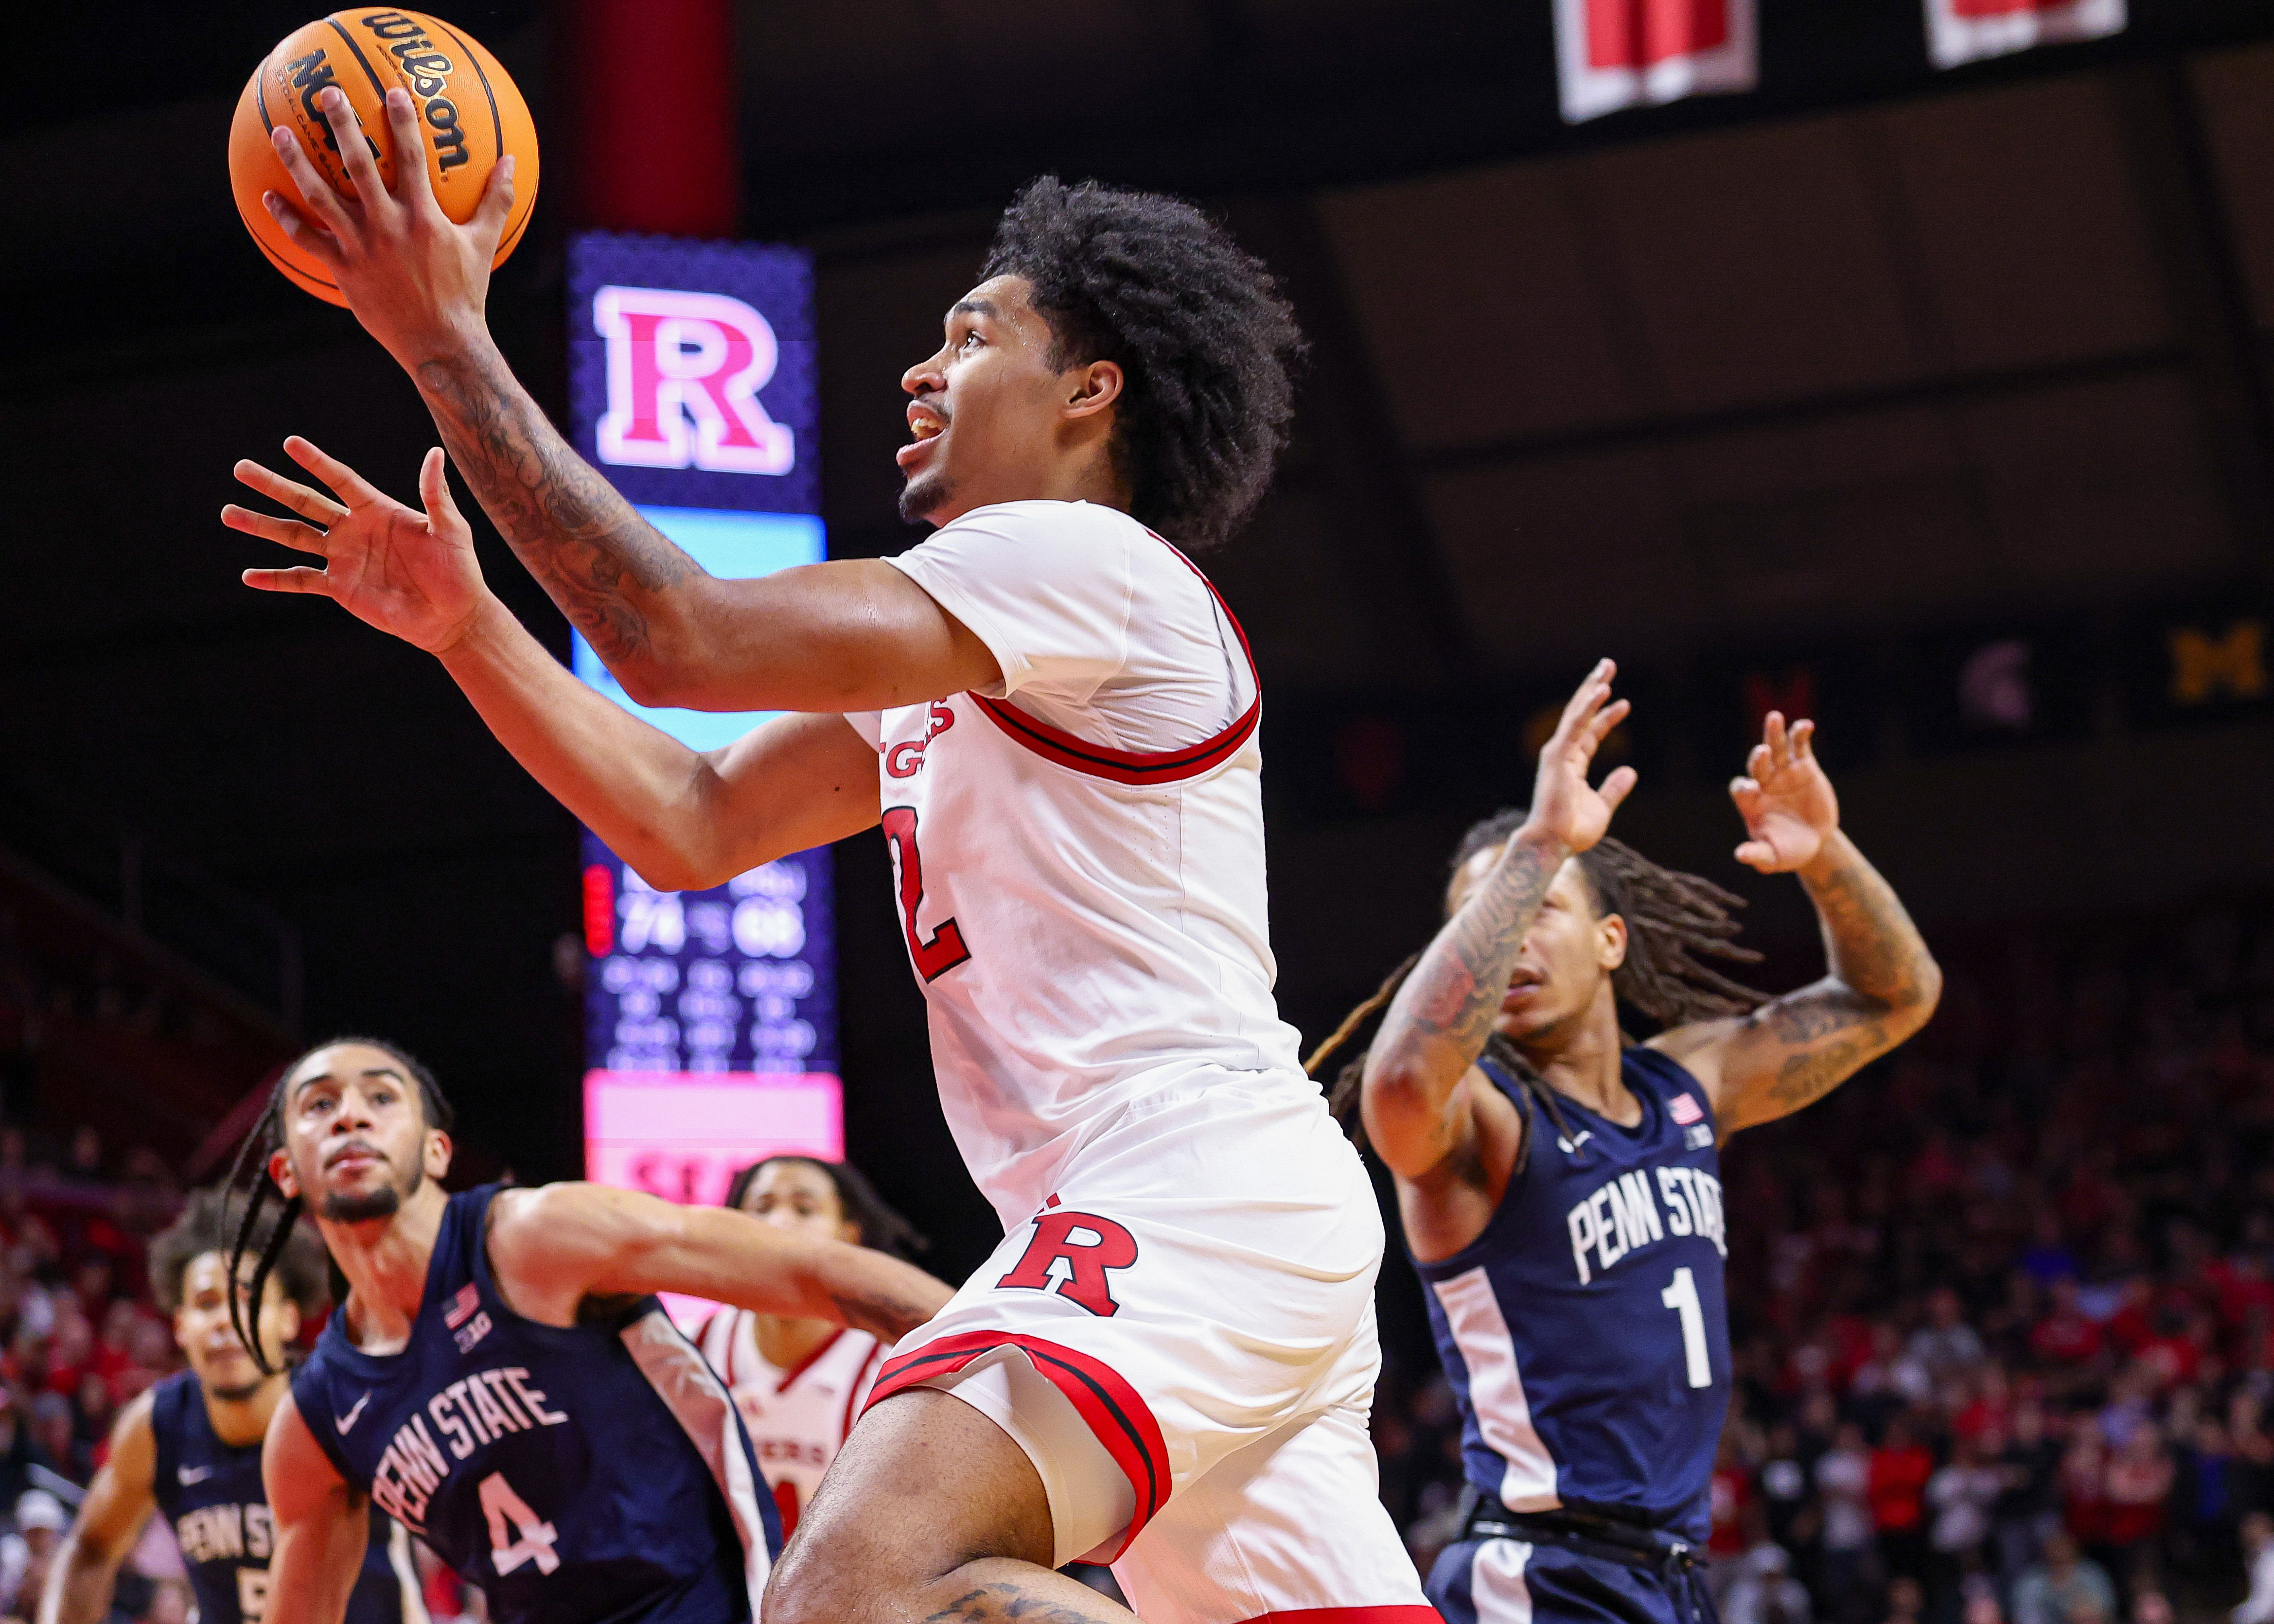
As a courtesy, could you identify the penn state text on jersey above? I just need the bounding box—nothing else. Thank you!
[149,1368,412,1624]
[290,1186,780,1624]
[1416,1048,1731,1543]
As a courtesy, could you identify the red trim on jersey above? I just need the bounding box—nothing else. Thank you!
[842,1342,886,1442]
[1228,1601,1437,1610]
[864,1331,1171,1554]
[969,534,1263,787]
[776,1328,847,1394]
[1234,1610,1444,1624]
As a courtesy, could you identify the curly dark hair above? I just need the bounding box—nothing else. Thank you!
[150,1183,328,1316]
[722,1156,928,1262]
[224,1035,455,1373]
[981,176,1306,550]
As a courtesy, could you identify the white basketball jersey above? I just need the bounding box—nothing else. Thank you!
[696,1311,885,1536]
[847,500,1307,1230]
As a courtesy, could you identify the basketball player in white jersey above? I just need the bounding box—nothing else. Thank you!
[696,1158,921,1538]
[230,91,1427,1624]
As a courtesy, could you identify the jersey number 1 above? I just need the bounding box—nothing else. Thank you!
[481,1470,562,1576]
[1661,1266,1713,1389]
[881,807,971,981]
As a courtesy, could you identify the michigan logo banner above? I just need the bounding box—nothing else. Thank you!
[1552,0,1758,123]
[1924,0,2126,70]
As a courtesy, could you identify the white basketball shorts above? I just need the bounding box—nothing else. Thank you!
[864,1075,1438,1624]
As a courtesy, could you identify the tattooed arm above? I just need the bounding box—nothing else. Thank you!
[1652,715,1941,1136]
[253,89,997,713]
[1362,664,1635,1253]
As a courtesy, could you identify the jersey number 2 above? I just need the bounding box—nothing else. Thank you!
[881,807,971,981]
[1661,1266,1713,1389]
[480,1470,562,1576]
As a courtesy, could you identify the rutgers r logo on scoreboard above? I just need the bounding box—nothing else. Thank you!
[593,286,796,476]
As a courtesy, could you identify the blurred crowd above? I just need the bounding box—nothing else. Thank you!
[1372,899,2274,1624]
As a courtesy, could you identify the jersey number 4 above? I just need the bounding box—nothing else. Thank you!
[480,1470,562,1576]
[881,807,971,982]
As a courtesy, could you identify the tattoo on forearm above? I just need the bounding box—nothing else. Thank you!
[1766,1023,1888,1109]
[1394,838,1560,1067]
[414,349,694,665]
[1802,850,1932,1010]
[922,1584,1112,1624]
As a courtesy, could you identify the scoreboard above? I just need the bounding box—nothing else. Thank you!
[566,234,842,1207]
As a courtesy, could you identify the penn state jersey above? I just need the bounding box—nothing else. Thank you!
[290,1186,780,1624]
[1416,1048,1731,1541]
[149,1369,417,1624]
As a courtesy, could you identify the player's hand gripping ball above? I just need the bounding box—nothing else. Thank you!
[229,10,539,305]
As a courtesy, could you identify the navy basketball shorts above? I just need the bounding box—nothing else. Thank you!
[1432,1535,1719,1624]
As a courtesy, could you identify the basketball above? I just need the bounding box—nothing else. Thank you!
[227,10,540,306]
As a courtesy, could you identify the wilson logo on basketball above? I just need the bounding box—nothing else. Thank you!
[592,287,798,476]
[357,12,471,171]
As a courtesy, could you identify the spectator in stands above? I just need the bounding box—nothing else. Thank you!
[1724,1541,1812,1624]
[1875,1414,1937,1582]
[1,1488,67,1615]
[2237,1512,2274,1624]
[1928,1432,2004,1622]
[2011,1532,2115,1624]
[1913,1288,1988,1380]
[1819,1421,1880,1624]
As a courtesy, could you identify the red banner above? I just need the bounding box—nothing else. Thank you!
[1554,0,1757,122]
[1924,0,2125,68]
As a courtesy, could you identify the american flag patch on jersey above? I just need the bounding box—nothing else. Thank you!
[444,1283,482,1329]
[1670,1092,1704,1126]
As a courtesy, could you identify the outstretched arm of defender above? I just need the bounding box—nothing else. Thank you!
[38,1392,157,1624]
[487,1184,953,1341]
[257,89,996,710]
[263,1394,370,1624]
[1653,714,1941,1135]
[1362,662,1635,1183]
[225,441,884,889]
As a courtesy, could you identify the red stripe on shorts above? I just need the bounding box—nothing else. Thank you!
[866,1330,1171,1554]
[1237,1601,1446,1610]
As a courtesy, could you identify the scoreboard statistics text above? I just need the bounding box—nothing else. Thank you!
[566,234,842,1207]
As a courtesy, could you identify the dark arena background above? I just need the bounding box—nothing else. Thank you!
[7,0,2274,1619]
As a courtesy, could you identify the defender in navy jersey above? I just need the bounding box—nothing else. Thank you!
[40,1187,420,1624]
[1315,665,1941,1624]
[234,1038,951,1624]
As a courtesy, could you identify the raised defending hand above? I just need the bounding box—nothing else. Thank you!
[1523,659,1638,855]
[1729,712,1840,873]
[225,438,491,654]
[263,85,513,367]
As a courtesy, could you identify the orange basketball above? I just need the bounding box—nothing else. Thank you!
[229,10,540,306]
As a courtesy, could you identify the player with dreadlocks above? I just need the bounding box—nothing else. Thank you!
[227,87,1422,1623]
[1307,662,1942,1624]
[39,1186,420,1624]
[230,1036,950,1624]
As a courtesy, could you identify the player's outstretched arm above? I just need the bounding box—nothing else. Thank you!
[1652,713,1941,1136]
[263,1392,370,1624]
[38,1391,157,1624]
[487,1184,954,1341]
[259,89,998,714]
[1363,662,1636,1193]
[226,439,884,888]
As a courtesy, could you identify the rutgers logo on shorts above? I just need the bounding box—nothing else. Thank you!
[997,1205,1138,1317]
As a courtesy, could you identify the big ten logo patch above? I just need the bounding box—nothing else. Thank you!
[998,1205,1139,1317]
[885,702,957,779]
[593,286,796,475]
